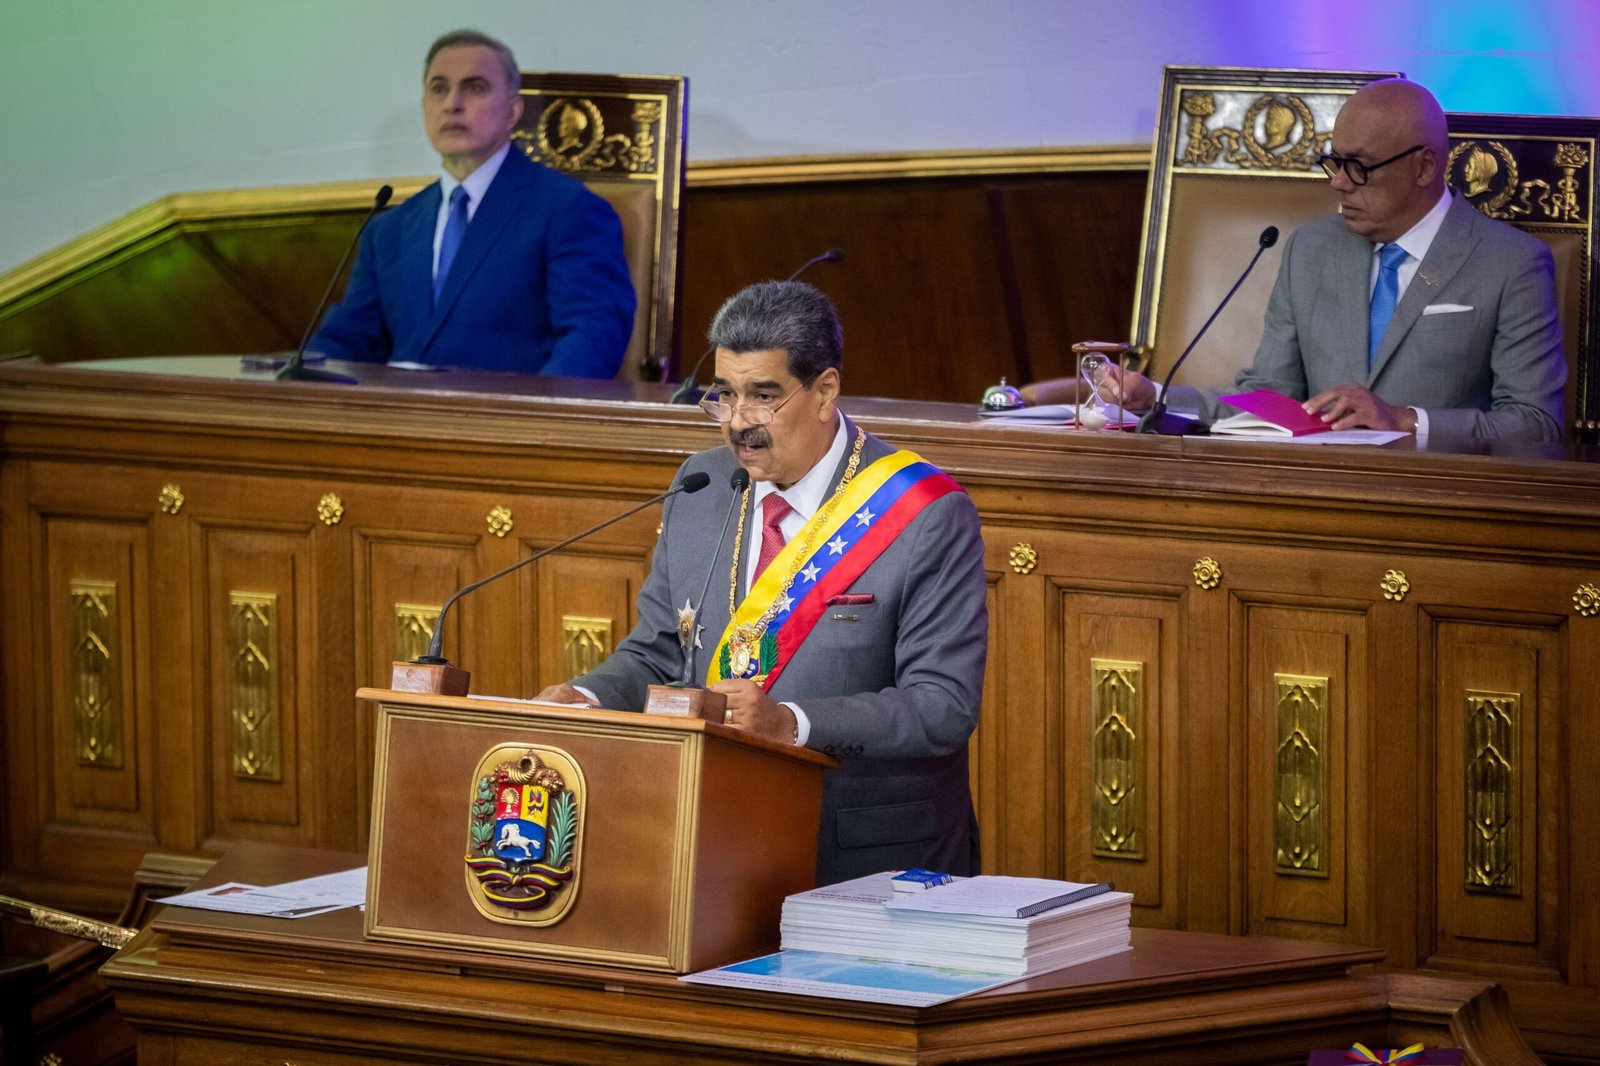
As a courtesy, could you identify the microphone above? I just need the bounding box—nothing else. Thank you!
[276,184,394,385]
[1136,226,1279,434]
[668,247,845,404]
[676,468,751,686]
[412,471,712,672]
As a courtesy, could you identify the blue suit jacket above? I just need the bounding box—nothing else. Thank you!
[310,147,636,377]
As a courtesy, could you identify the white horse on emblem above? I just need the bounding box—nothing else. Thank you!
[496,822,538,860]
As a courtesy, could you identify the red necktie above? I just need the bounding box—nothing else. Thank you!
[753,493,793,584]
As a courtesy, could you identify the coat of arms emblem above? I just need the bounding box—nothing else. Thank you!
[463,745,585,924]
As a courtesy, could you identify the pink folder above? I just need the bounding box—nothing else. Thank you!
[1216,388,1332,436]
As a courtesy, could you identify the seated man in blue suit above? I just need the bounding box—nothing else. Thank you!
[310,29,636,377]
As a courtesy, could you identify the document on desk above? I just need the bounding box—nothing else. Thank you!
[681,949,1018,1007]
[156,865,367,918]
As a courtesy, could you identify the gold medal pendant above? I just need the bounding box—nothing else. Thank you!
[729,623,764,677]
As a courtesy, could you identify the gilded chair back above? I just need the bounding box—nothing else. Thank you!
[514,72,687,383]
[1130,66,1396,399]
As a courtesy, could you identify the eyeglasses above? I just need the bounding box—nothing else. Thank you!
[1317,144,1425,186]
[699,373,819,425]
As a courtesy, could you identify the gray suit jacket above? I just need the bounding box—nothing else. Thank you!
[574,418,988,885]
[1179,194,1566,441]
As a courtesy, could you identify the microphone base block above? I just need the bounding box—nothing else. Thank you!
[645,683,727,722]
[1137,409,1210,437]
[391,659,470,697]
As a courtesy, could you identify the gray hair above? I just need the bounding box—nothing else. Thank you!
[424,29,520,91]
[707,281,844,380]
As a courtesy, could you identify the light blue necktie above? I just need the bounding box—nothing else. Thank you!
[1368,242,1409,368]
[434,185,470,305]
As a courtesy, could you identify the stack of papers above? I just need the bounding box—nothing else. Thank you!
[779,872,1133,977]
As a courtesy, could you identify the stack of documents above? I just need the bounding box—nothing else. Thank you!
[779,872,1133,977]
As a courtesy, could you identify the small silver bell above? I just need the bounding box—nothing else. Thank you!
[980,377,1024,412]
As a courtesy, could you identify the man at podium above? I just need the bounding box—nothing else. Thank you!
[537,281,988,884]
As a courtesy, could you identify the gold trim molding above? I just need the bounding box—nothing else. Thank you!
[230,592,281,781]
[562,616,613,679]
[1274,673,1328,878]
[1465,689,1519,895]
[70,580,122,768]
[1,145,1147,310]
[1091,658,1144,860]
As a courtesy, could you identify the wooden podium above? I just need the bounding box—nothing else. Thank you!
[357,688,832,974]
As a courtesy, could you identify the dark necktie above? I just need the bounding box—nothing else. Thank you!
[434,185,470,305]
[753,493,793,585]
[1368,242,1409,367]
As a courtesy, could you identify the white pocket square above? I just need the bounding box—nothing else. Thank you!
[1423,303,1473,315]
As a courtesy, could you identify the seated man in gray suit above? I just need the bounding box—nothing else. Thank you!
[536,281,988,885]
[1103,78,1566,441]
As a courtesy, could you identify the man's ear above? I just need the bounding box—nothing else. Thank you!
[508,92,525,131]
[1416,145,1442,187]
[815,367,841,420]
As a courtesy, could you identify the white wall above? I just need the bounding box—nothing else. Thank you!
[2,0,1595,273]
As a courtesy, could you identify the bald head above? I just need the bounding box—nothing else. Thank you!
[1327,79,1450,243]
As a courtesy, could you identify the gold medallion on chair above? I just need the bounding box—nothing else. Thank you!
[463,746,587,926]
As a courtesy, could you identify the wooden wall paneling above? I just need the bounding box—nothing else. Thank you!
[979,526,1050,878]
[1062,590,1182,929]
[527,507,659,697]
[1428,618,1563,981]
[1242,604,1373,949]
[350,486,523,839]
[1177,538,1230,935]
[969,568,1007,878]
[997,173,1151,383]
[40,516,154,851]
[199,527,312,849]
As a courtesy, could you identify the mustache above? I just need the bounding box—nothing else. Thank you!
[729,426,771,448]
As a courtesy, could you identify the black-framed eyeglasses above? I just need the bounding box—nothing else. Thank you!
[699,373,820,425]
[1317,144,1425,186]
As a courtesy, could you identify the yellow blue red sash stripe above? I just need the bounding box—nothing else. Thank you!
[709,449,962,688]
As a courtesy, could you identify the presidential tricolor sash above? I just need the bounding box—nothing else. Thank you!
[709,449,963,689]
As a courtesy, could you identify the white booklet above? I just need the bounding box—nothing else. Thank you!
[884,875,1113,919]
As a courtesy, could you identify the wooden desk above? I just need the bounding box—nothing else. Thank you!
[3,357,1598,1058]
[101,844,1537,1065]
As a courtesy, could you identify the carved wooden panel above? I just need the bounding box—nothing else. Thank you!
[202,529,309,843]
[533,550,649,698]
[1060,593,1181,928]
[1428,619,1562,977]
[1243,605,1370,945]
[43,519,150,833]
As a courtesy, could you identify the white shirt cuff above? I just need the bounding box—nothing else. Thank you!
[784,702,811,747]
[1409,406,1429,438]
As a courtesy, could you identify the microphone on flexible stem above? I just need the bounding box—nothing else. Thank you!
[668,247,845,404]
[393,471,712,696]
[276,184,394,385]
[1136,225,1280,435]
[675,468,751,686]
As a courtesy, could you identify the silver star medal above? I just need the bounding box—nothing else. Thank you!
[676,598,704,651]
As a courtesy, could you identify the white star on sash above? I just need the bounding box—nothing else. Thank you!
[777,592,794,613]
[854,506,875,527]
[827,535,848,555]
[801,562,821,582]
